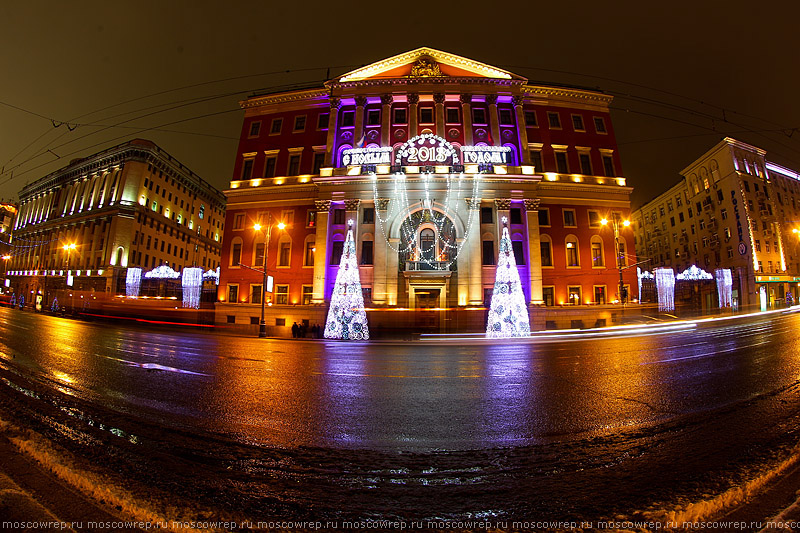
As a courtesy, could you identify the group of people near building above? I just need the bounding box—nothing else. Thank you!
[291,322,323,339]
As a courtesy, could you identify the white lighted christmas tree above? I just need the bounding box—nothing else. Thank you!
[486,217,531,338]
[324,221,370,340]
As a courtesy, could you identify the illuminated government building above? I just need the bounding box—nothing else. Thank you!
[217,48,638,334]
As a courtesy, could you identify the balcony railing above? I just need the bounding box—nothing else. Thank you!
[405,261,450,272]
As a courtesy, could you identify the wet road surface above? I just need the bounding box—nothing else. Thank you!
[2,307,800,523]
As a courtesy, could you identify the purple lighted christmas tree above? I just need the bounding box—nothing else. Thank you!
[486,217,531,338]
[324,221,370,340]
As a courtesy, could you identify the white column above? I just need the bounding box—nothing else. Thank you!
[312,200,331,304]
[467,197,483,305]
[324,99,340,167]
[372,199,389,305]
[525,198,543,304]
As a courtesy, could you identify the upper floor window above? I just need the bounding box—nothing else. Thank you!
[555,152,569,174]
[241,159,254,180]
[270,118,283,135]
[524,110,538,127]
[579,153,592,175]
[530,150,543,171]
[249,121,261,137]
[547,112,561,129]
[366,109,380,126]
[563,209,577,227]
[340,110,355,128]
[420,107,434,124]
[571,115,585,131]
[472,108,487,125]
[445,107,460,124]
[594,117,607,133]
[499,108,514,125]
[393,108,407,125]
[602,155,615,177]
[293,115,306,132]
[287,155,301,176]
[317,112,329,130]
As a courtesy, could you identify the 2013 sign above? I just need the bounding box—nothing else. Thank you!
[395,134,459,166]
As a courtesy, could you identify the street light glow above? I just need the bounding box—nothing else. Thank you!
[253,223,262,232]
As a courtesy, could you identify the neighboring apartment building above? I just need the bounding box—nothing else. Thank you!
[8,139,226,313]
[0,202,17,296]
[218,47,637,335]
[632,137,800,311]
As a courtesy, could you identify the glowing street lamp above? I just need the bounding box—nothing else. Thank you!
[601,216,631,307]
[253,217,286,338]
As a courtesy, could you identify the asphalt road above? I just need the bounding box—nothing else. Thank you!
[2,307,800,524]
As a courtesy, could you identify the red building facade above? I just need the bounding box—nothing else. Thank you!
[218,48,637,334]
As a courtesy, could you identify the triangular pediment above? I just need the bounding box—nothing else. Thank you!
[335,47,526,83]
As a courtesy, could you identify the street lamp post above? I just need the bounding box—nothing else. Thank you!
[253,216,285,338]
[601,216,631,308]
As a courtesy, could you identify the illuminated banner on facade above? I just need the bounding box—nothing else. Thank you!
[341,146,392,166]
[462,145,511,164]
[342,134,514,169]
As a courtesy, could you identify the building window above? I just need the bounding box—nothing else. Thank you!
[363,207,375,224]
[566,238,579,267]
[530,150,543,171]
[281,209,294,225]
[602,155,615,177]
[473,108,487,125]
[317,112,329,130]
[254,243,265,267]
[542,286,554,306]
[591,239,604,267]
[306,210,317,228]
[393,108,407,125]
[361,241,373,265]
[302,285,313,305]
[251,284,262,305]
[482,240,495,265]
[510,208,523,224]
[293,115,306,132]
[568,286,582,305]
[445,107,460,124]
[538,209,550,227]
[287,155,301,176]
[481,207,493,224]
[563,209,576,227]
[512,241,525,265]
[264,157,277,178]
[228,284,239,303]
[366,109,380,126]
[594,286,606,305]
[249,121,261,137]
[524,110,537,127]
[419,107,434,124]
[594,117,607,133]
[618,240,627,266]
[233,213,245,230]
[571,115,585,131]
[330,241,344,264]
[304,241,315,266]
[242,159,254,180]
[555,152,569,173]
[312,152,325,174]
[341,110,354,127]
[588,211,601,227]
[275,285,289,305]
[540,239,552,267]
[278,242,291,266]
[270,118,283,134]
[547,112,561,129]
[333,209,346,225]
[499,108,514,125]
[579,153,592,175]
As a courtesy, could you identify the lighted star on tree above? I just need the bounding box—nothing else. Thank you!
[486,217,530,338]
[324,221,370,340]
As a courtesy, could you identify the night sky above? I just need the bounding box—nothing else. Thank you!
[2,1,798,209]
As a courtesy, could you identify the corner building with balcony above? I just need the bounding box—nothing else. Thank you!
[218,48,638,334]
[8,139,226,314]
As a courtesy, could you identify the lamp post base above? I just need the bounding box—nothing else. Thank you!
[259,321,267,338]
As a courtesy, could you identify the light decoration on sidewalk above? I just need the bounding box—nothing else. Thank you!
[486,217,530,338]
[144,264,180,279]
[125,267,142,297]
[655,268,675,312]
[324,221,369,340]
[182,267,203,309]
[203,266,220,285]
[715,268,733,308]
[637,267,653,303]
[676,265,713,281]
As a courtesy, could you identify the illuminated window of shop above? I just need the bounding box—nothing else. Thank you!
[542,286,555,306]
[568,286,581,305]
[302,285,313,305]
